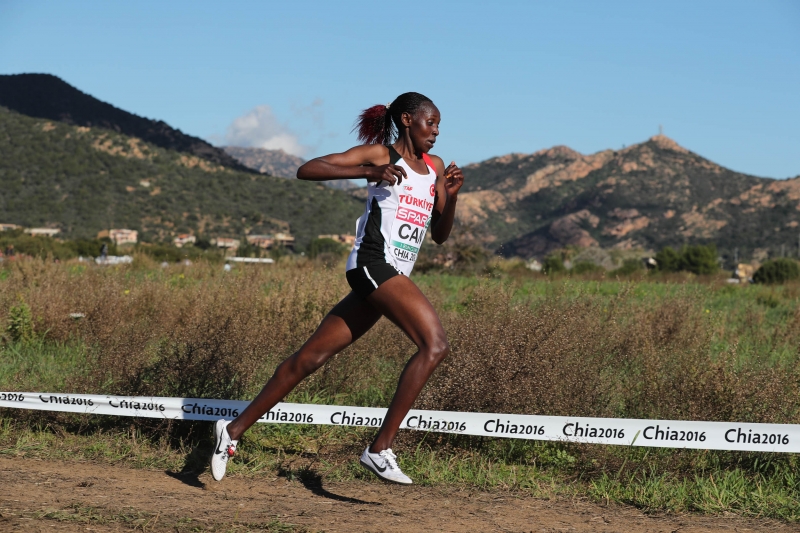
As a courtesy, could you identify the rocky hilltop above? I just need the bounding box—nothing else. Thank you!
[459,136,800,261]
[223,146,305,178]
[0,73,248,171]
[224,146,360,191]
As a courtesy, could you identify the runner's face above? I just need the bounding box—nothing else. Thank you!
[408,104,440,153]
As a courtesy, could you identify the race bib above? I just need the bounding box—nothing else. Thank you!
[390,193,433,264]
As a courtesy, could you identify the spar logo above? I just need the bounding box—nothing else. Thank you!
[39,394,93,406]
[396,207,429,228]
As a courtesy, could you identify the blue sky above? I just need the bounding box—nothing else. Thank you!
[1,0,798,178]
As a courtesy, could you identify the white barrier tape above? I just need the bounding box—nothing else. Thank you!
[2,391,799,453]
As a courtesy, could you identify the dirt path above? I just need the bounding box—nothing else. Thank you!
[1,457,797,533]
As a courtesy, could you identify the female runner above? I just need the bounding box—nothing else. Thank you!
[211,92,464,485]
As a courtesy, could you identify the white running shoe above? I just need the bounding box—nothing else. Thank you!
[210,419,238,481]
[359,447,412,485]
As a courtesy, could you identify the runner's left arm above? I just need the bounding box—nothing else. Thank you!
[429,155,464,244]
[296,145,401,183]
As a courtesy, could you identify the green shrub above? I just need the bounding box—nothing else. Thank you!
[571,261,604,275]
[138,244,184,262]
[753,258,800,284]
[135,242,215,262]
[71,238,114,258]
[610,258,644,276]
[679,244,719,275]
[655,244,718,275]
[6,301,34,342]
[542,254,566,275]
[655,247,681,272]
[194,236,212,250]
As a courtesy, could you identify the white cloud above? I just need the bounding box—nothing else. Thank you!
[222,105,307,157]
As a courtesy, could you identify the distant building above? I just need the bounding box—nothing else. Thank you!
[25,228,60,237]
[318,234,356,246]
[173,234,197,248]
[212,238,240,250]
[0,223,19,232]
[244,233,296,250]
[246,235,275,249]
[97,229,138,245]
[273,232,295,250]
[109,229,138,245]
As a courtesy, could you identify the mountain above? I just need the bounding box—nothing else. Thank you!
[0,73,248,171]
[3,73,796,261]
[224,146,362,191]
[459,136,800,261]
[0,107,363,248]
[223,146,305,178]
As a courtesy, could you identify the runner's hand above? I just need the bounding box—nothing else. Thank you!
[367,164,407,186]
[443,162,464,197]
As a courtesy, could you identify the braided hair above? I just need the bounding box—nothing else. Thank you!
[354,92,434,146]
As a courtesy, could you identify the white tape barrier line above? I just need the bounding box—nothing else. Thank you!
[2,391,799,453]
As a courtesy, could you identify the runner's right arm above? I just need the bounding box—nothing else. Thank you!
[297,145,407,185]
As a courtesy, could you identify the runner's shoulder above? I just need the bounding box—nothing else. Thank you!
[426,153,446,176]
[351,143,390,165]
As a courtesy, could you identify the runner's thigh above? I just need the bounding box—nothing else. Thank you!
[365,275,445,349]
[301,292,382,354]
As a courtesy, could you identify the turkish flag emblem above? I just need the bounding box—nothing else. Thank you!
[430,184,435,196]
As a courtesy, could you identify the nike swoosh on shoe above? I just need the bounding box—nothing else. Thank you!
[369,456,387,472]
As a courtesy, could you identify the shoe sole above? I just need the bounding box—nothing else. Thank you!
[359,458,413,485]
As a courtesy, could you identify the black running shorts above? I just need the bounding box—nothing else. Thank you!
[346,264,401,299]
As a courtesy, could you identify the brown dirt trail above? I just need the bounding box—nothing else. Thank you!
[1,457,797,532]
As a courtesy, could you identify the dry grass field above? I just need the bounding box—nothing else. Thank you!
[3,256,800,528]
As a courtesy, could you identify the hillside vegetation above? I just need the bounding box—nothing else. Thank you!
[0,107,363,248]
[0,73,246,170]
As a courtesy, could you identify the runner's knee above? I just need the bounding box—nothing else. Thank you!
[284,350,329,377]
[421,334,449,366]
